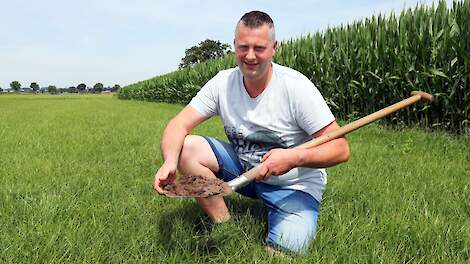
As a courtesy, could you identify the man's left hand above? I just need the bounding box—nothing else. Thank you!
[257,148,301,181]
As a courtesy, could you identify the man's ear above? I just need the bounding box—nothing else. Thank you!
[273,41,278,50]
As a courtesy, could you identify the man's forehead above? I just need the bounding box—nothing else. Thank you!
[235,24,272,41]
[236,22,271,32]
[235,39,271,46]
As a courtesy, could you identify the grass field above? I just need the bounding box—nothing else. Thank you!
[1,94,469,263]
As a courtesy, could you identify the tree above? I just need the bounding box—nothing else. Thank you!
[93,83,104,93]
[179,39,231,68]
[10,81,21,91]
[77,83,86,93]
[112,84,121,92]
[30,82,40,92]
[47,85,57,94]
[69,86,77,93]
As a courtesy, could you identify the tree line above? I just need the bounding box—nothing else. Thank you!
[0,81,121,94]
[1,39,229,94]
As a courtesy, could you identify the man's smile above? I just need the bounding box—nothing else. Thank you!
[244,61,258,70]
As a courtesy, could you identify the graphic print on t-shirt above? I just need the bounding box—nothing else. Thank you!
[224,126,288,171]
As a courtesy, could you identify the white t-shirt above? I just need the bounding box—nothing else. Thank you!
[189,63,335,202]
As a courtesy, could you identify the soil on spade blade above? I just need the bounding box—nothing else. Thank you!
[162,174,232,197]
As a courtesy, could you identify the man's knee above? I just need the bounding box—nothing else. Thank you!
[179,135,201,162]
[179,135,218,172]
[266,222,315,254]
[263,190,320,254]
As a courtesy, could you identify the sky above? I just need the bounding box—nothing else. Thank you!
[0,0,453,89]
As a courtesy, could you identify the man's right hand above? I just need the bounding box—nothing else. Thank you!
[153,161,177,194]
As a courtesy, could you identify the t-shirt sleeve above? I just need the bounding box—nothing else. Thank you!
[293,77,335,135]
[188,73,220,117]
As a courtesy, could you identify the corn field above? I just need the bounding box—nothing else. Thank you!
[118,0,469,133]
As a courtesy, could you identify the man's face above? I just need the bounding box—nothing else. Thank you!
[234,23,277,82]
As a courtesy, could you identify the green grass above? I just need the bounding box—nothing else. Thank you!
[1,94,469,263]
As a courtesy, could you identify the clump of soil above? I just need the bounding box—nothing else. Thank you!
[163,174,232,197]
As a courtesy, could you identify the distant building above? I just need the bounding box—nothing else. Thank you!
[21,87,33,93]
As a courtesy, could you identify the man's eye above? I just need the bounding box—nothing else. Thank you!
[255,47,265,52]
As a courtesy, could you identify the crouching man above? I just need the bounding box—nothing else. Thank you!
[154,10,349,254]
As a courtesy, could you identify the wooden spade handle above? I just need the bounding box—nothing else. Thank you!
[230,91,433,189]
[298,91,433,149]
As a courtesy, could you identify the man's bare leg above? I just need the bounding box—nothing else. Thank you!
[178,135,230,223]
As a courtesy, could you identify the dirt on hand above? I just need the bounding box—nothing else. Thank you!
[162,174,232,197]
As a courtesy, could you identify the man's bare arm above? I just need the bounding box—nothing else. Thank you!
[160,106,208,165]
[258,121,350,180]
[154,106,208,193]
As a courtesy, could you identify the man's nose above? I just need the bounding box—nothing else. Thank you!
[246,48,256,60]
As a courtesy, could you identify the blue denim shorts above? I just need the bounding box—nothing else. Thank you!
[203,136,321,254]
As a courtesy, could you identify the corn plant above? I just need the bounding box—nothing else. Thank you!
[118,0,469,133]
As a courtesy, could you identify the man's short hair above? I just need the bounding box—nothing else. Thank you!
[236,11,276,42]
[240,11,274,28]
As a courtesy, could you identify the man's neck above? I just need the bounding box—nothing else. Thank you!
[243,65,273,98]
